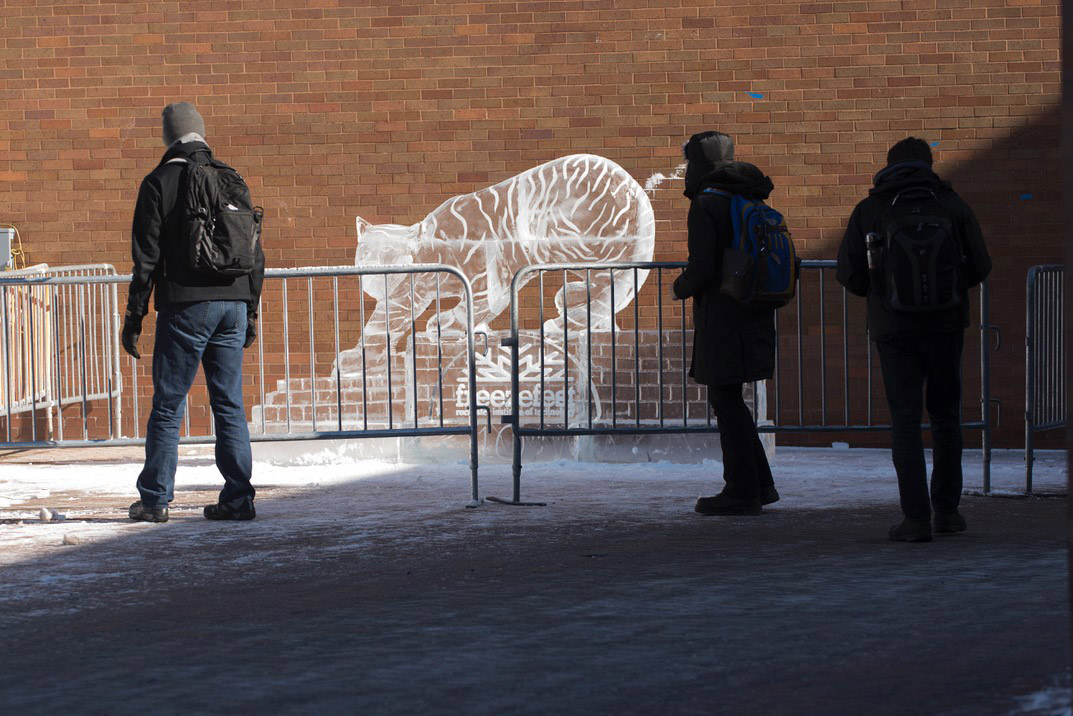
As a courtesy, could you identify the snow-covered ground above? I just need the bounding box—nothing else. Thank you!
[0,446,1067,715]
[0,445,1064,567]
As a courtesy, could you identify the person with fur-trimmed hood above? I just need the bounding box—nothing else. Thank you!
[673,131,780,516]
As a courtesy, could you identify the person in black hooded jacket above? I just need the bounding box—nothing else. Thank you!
[673,131,780,516]
[837,137,991,542]
[123,102,265,524]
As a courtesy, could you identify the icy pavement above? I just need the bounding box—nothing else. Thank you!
[0,446,1063,565]
[0,446,1067,715]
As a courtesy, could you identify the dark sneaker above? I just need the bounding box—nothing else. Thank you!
[888,519,932,542]
[760,486,780,506]
[695,493,762,516]
[934,511,967,534]
[204,501,256,521]
[129,501,168,523]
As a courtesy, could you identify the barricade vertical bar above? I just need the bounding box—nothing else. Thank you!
[257,296,266,435]
[78,285,89,441]
[385,273,394,430]
[706,384,712,427]
[1045,274,1052,427]
[634,268,640,428]
[981,280,991,494]
[27,285,38,442]
[308,278,317,433]
[539,270,545,429]
[359,277,368,432]
[104,288,114,440]
[1059,271,1065,428]
[410,273,418,429]
[562,267,570,425]
[751,380,758,427]
[282,278,291,434]
[796,278,804,424]
[774,304,780,427]
[510,268,525,504]
[61,283,71,404]
[132,356,139,438]
[3,285,12,442]
[819,270,827,426]
[51,284,64,442]
[680,275,687,427]
[1048,273,1055,426]
[657,269,664,427]
[461,271,480,507]
[435,275,443,428]
[586,269,592,430]
[110,279,122,440]
[842,286,849,426]
[866,330,873,425]
[1026,268,1035,493]
[333,278,342,432]
[610,268,617,429]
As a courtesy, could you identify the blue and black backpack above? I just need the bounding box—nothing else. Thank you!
[705,189,799,309]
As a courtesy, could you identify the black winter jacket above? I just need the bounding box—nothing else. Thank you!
[673,161,777,387]
[126,141,265,317]
[835,162,991,339]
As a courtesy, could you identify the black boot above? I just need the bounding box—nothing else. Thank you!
[934,510,967,534]
[204,500,256,521]
[129,501,168,523]
[889,518,932,542]
[695,492,762,516]
[760,486,780,505]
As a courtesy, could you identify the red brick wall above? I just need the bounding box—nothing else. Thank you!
[0,0,1062,447]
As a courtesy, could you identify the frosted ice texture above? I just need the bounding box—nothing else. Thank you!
[355,154,656,337]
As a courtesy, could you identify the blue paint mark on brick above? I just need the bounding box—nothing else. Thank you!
[746,92,764,99]
[1020,193,1033,200]
[930,142,940,147]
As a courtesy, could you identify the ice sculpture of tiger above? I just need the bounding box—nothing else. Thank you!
[355,154,656,336]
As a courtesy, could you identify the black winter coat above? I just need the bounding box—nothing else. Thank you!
[835,162,991,338]
[126,141,265,317]
[672,162,777,387]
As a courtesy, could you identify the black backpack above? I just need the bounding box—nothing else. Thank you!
[181,152,263,279]
[876,189,963,313]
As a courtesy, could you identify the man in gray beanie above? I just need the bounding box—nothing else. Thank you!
[123,101,265,523]
[160,101,206,145]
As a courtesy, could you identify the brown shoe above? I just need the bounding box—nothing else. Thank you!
[128,501,169,523]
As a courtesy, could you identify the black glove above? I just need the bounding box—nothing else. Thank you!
[121,311,143,360]
[244,312,257,349]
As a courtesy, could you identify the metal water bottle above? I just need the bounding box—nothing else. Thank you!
[865,232,882,271]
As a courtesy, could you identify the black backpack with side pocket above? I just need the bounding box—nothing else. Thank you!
[180,152,263,279]
[876,188,964,313]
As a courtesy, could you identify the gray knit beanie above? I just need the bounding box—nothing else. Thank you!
[161,102,206,146]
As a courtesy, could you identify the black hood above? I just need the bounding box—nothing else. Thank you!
[869,160,951,198]
[686,161,774,201]
[158,140,211,167]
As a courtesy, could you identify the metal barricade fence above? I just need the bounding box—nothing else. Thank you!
[494,260,996,505]
[0,264,121,442]
[1025,264,1065,494]
[0,265,483,506]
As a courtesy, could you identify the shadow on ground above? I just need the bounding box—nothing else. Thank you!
[0,463,1067,716]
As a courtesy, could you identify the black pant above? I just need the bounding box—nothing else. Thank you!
[709,384,774,499]
[876,331,964,522]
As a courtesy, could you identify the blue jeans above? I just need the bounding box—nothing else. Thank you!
[136,301,254,509]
